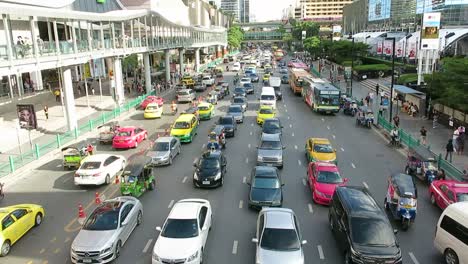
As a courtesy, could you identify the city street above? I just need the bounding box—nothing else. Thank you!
[2,61,446,264]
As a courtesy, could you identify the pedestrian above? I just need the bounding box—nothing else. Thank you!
[433,111,438,128]
[453,129,459,153]
[462,169,468,182]
[91,87,95,95]
[456,130,465,155]
[54,89,60,102]
[393,115,400,127]
[437,169,446,181]
[43,105,48,120]
[445,139,454,163]
[37,35,44,55]
[420,126,427,145]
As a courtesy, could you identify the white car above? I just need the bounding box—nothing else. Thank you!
[232,62,241,72]
[202,76,215,86]
[240,77,251,86]
[152,199,212,264]
[74,154,126,186]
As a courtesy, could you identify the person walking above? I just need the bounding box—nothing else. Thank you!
[420,126,427,145]
[43,105,49,120]
[432,111,438,128]
[445,139,454,163]
[456,130,465,155]
[393,115,400,128]
[54,89,60,102]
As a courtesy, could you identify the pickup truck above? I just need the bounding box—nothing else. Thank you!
[202,76,215,86]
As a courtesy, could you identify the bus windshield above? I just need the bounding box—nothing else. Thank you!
[317,94,340,106]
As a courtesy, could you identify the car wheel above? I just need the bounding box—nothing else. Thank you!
[200,248,204,264]
[220,176,224,186]
[445,248,459,264]
[344,251,352,264]
[149,180,155,191]
[137,211,143,226]
[169,156,173,165]
[34,212,43,227]
[430,193,436,205]
[177,146,181,155]
[384,198,389,210]
[105,174,111,185]
[329,214,334,231]
[134,141,138,148]
[0,240,11,257]
[114,241,122,259]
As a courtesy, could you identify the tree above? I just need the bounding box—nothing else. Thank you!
[227,26,244,49]
[321,40,369,64]
[303,36,321,57]
[291,21,320,41]
[282,33,294,49]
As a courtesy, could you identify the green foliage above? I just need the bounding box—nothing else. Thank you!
[303,36,321,55]
[291,21,319,41]
[227,26,244,49]
[122,54,138,71]
[426,58,468,112]
[397,74,418,85]
[322,40,369,64]
[353,64,391,73]
[282,33,294,49]
[360,56,417,73]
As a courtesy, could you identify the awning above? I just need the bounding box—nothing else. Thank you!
[393,85,425,95]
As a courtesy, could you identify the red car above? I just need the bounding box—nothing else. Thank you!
[307,162,348,205]
[112,126,148,149]
[140,96,164,109]
[429,180,468,209]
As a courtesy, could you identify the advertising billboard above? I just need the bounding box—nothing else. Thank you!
[332,25,342,41]
[368,0,391,21]
[17,104,37,129]
[421,12,441,50]
[408,42,417,59]
[377,41,383,54]
[383,40,393,55]
[417,0,468,14]
[396,42,403,57]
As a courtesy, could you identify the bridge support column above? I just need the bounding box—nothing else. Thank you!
[144,53,152,93]
[179,48,185,75]
[195,48,200,73]
[113,58,125,105]
[62,67,78,131]
[164,49,171,83]
[216,45,222,58]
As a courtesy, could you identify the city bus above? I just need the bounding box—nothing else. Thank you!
[289,62,309,71]
[303,78,341,114]
[301,77,326,98]
[274,49,284,61]
[289,68,311,95]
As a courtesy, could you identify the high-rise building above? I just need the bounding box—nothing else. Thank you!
[298,0,353,23]
[240,0,250,23]
[220,0,248,22]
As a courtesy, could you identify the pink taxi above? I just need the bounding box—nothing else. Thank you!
[307,162,348,205]
[112,126,148,149]
[140,95,164,109]
[429,180,468,210]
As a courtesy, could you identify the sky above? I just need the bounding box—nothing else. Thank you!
[249,0,296,22]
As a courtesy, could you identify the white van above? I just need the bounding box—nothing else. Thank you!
[434,202,468,264]
[232,62,241,72]
[269,77,281,88]
[260,87,276,109]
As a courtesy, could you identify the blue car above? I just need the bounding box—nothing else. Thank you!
[243,83,254,94]
[249,73,259,83]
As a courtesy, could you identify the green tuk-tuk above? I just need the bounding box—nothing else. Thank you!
[61,146,87,170]
[120,155,156,197]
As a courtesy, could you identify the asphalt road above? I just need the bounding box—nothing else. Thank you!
[3,57,445,264]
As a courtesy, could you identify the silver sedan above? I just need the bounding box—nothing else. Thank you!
[146,136,181,166]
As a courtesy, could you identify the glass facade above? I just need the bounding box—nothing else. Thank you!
[71,0,122,13]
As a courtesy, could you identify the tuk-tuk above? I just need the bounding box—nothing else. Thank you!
[61,145,89,170]
[214,67,224,78]
[207,125,226,150]
[356,106,373,128]
[342,98,358,116]
[207,91,218,105]
[120,155,156,197]
[384,173,417,230]
[221,83,230,95]
[405,145,438,183]
[97,122,120,144]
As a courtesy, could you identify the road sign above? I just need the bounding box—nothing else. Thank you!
[302,31,306,40]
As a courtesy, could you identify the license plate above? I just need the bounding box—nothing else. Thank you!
[119,140,124,143]
[83,259,92,263]
[202,181,210,184]
[326,111,331,114]
[266,163,273,166]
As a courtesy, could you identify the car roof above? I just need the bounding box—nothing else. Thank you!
[198,102,211,107]
[229,104,242,109]
[264,118,280,123]
[263,208,295,229]
[119,126,136,131]
[254,166,278,177]
[437,180,468,192]
[336,186,383,217]
[202,150,222,159]
[123,155,152,175]
[314,162,339,170]
[259,105,274,110]
[178,89,192,92]
[233,96,245,100]
[169,201,205,219]
[155,137,174,143]
[261,133,281,141]
[82,154,114,162]
[310,138,331,144]
[175,114,195,122]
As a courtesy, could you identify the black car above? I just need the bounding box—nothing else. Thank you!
[273,86,282,100]
[234,87,247,97]
[281,75,289,84]
[279,67,288,74]
[249,73,260,83]
[262,118,282,137]
[248,166,283,209]
[243,83,254,94]
[329,186,402,264]
[218,116,237,137]
[193,150,227,188]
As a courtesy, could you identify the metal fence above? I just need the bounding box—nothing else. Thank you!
[377,115,464,180]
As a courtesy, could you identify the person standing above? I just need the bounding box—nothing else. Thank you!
[456,129,465,155]
[43,105,48,120]
[393,115,400,128]
[420,126,427,145]
[453,129,459,154]
[54,89,60,102]
[433,111,438,128]
[445,139,454,163]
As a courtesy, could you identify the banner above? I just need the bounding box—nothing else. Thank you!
[383,40,393,55]
[368,0,392,21]
[396,42,403,57]
[332,25,342,41]
[408,42,417,59]
[377,41,383,54]
[17,104,37,129]
[421,12,441,50]
[84,63,92,79]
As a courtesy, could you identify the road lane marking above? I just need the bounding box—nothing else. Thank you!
[245,158,249,164]
[287,116,290,120]
[243,177,246,183]
[321,118,324,122]
[298,160,302,166]
[193,158,197,164]
[327,126,330,130]
[182,176,187,183]
[26,261,33,264]
[285,109,288,113]
[232,240,239,254]
[65,237,71,243]
[248,144,251,149]
[317,245,325,259]
[302,179,307,186]
[409,252,420,264]
[250,131,253,135]
[251,123,254,127]
[56,164,61,168]
[351,163,356,168]
[54,248,61,254]
[289,124,292,128]
[43,261,48,264]
[332,134,336,139]
[39,248,46,254]
[292,132,295,137]
[50,237,57,243]
[363,182,369,189]
[62,177,71,183]
[294,145,298,150]
[201,144,205,149]
[308,203,313,213]
[340,147,345,152]
[143,239,153,253]
[168,200,175,208]
[239,200,244,209]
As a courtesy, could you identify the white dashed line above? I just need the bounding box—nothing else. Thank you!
[294,145,298,150]
[317,245,325,259]
[168,200,174,208]
[327,126,330,130]
[289,124,292,128]
[287,116,290,120]
[201,144,205,149]
[363,182,369,189]
[251,123,254,127]
[232,240,238,255]
[250,131,253,136]
[409,252,420,264]
[243,177,246,184]
[248,144,251,149]
[332,135,336,139]
[56,164,61,168]
[292,132,295,137]
[308,203,313,213]
[298,160,302,166]
[340,147,345,152]
[351,163,356,168]
[182,176,187,183]
[245,158,249,164]
[302,179,307,186]
[283,104,287,108]
[285,109,288,113]
[321,118,325,122]
[239,200,244,209]
[142,239,153,253]
[193,158,197,164]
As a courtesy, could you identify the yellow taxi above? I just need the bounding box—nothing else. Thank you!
[170,114,199,143]
[256,105,276,125]
[181,75,195,86]
[0,204,45,256]
[143,102,163,119]
[263,73,270,82]
[305,138,337,164]
[197,102,215,120]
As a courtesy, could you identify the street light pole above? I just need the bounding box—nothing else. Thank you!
[387,37,396,123]
[350,37,354,97]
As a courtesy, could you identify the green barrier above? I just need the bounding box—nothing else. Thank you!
[438,155,463,181]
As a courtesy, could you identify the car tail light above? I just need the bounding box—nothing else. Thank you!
[93,172,102,177]
[74,173,80,177]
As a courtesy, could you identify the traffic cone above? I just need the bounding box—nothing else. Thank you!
[95,192,101,204]
[78,203,86,220]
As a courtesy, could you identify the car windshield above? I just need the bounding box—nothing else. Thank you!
[177,91,190,95]
[202,77,210,80]
[314,144,333,153]
[200,157,220,169]
[260,228,300,251]
[261,95,275,100]
[260,140,282,150]
[250,74,257,77]
[235,88,245,94]
[243,83,252,87]
[117,131,132,137]
[233,98,245,104]
[161,219,198,238]
[241,78,250,82]
[146,105,158,110]
[173,122,190,129]
[457,193,468,202]
[198,106,210,111]
[253,177,280,189]
[228,106,242,113]
[264,121,280,131]
[80,162,101,170]
[351,218,396,246]
[317,171,343,184]
[260,108,274,114]
[219,117,233,125]
[154,142,169,151]
[83,207,119,231]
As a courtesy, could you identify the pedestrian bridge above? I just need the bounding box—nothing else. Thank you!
[243,31,283,42]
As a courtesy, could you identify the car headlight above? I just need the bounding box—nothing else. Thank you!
[193,172,199,180]
[101,243,113,254]
[315,190,325,197]
[185,133,191,137]
[152,252,161,261]
[187,250,199,261]
[272,200,281,206]
[257,156,263,162]
[214,172,221,180]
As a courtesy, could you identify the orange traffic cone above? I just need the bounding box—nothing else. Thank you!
[115,175,120,184]
[95,192,101,204]
[78,203,86,219]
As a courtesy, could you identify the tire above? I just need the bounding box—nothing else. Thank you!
[329,215,334,231]
[344,251,352,264]
[445,248,459,264]
[105,175,110,185]
[384,198,389,210]
[136,211,143,226]
[430,193,436,205]
[220,176,224,186]
[34,212,43,227]
[405,166,411,175]
[169,156,173,165]
[114,241,122,259]
[402,218,410,231]
[0,240,11,257]
[149,180,155,191]
[200,248,204,264]
[177,146,181,155]
[134,141,138,148]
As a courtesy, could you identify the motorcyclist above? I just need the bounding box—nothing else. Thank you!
[207,132,220,150]
[219,131,226,147]
[85,144,95,155]
[390,128,399,146]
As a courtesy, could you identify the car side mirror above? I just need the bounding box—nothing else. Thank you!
[393,229,398,234]
[301,240,308,245]
[252,238,259,243]
[156,226,162,232]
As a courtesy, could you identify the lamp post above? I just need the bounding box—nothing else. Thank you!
[386,37,396,122]
[348,34,355,97]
